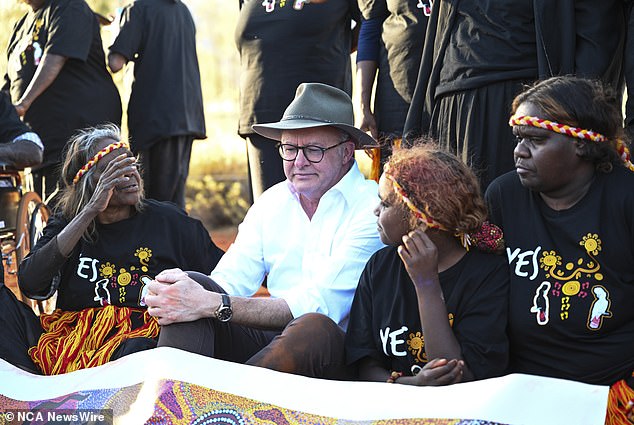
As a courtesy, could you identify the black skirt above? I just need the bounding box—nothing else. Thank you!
[429,78,529,191]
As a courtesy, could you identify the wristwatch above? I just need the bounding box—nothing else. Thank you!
[214,294,233,322]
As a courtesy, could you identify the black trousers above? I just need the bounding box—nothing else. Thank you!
[158,272,354,379]
[245,133,286,203]
[139,135,193,209]
[0,284,42,373]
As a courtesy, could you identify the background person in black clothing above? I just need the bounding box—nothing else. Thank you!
[235,0,361,202]
[355,0,429,176]
[485,76,634,423]
[3,0,122,205]
[346,143,508,385]
[403,0,625,192]
[108,0,206,209]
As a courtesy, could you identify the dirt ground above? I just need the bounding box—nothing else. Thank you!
[210,226,238,252]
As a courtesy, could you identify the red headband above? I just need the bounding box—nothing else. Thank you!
[73,141,130,185]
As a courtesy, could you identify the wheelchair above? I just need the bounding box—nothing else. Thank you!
[0,165,51,315]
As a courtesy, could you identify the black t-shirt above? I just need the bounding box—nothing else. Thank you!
[0,91,30,145]
[21,200,223,311]
[437,0,538,95]
[358,0,428,136]
[345,245,509,380]
[109,0,205,150]
[486,168,634,385]
[235,0,359,136]
[3,0,121,167]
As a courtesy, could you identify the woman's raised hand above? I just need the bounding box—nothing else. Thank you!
[85,154,137,213]
[397,227,439,287]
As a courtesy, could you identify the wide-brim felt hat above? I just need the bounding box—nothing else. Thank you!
[252,82,378,149]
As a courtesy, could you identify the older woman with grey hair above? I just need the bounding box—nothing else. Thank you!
[0,124,223,375]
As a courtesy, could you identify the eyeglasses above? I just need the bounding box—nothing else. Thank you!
[277,140,350,163]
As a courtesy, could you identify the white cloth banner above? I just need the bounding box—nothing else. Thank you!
[0,347,609,425]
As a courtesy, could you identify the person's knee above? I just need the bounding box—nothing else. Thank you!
[260,313,342,357]
[247,313,348,378]
[186,271,224,293]
[157,319,213,355]
[287,313,344,343]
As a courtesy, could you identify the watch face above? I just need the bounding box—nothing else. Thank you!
[216,305,232,322]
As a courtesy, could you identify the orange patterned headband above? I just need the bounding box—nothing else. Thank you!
[73,141,130,185]
[509,114,634,171]
[383,164,446,231]
[383,167,478,249]
[509,115,607,142]
[383,164,504,252]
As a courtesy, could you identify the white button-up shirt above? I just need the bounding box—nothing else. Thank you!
[210,161,385,330]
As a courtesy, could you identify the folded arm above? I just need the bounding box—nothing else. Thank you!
[0,136,43,168]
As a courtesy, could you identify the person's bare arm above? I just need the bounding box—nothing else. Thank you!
[14,52,67,116]
[230,296,293,329]
[357,356,391,382]
[356,60,379,140]
[145,269,294,329]
[399,229,474,381]
[107,52,127,73]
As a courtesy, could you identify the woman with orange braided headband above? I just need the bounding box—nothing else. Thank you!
[345,143,509,386]
[485,76,634,424]
[0,124,223,375]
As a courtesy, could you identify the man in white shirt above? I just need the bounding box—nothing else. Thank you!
[145,83,384,378]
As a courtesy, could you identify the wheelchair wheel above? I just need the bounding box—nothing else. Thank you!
[15,191,50,264]
[15,191,51,314]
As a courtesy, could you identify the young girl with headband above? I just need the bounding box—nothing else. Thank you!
[345,144,509,385]
[486,75,634,424]
[0,124,223,375]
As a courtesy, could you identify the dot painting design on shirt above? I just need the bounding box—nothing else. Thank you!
[405,313,454,365]
[539,234,603,283]
[528,234,613,330]
[407,331,427,363]
[588,286,612,330]
[16,18,44,69]
[417,0,433,16]
[78,247,154,306]
[530,282,550,325]
[261,0,308,13]
[135,247,152,272]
